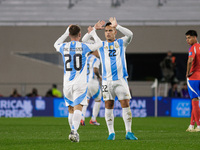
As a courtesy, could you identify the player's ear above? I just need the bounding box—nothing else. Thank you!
[115,29,117,35]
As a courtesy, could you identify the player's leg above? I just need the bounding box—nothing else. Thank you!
[72,104,83,132]
[81,99,89,126]
[115,78,138,140]
[69,104,83,142]
[68,106,74,130]
[90,99,101,125]
[192,98,200,132]
[186,109,195,132]
[120,100,138,140]
[68,106,74,141]
[187,79,200,132]
[105,100,115,140]
[103,80,115,140]
[87,80,101,125]
[120,100,132,132]
[70,84,88,142]
[63,86,75,133]
[90,87,102,125]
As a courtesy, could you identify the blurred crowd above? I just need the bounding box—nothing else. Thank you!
[167,82,189,98]
[0,84,63,98]
[0,82,189,98]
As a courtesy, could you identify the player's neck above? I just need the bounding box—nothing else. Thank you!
[191,41,198,46]
[71,38,79,41]
[107,39,115,43]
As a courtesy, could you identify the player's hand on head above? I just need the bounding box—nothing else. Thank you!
[94,20,105,30]
[87,26,93,33]
[109,17,118,28]
[68,24,73,28]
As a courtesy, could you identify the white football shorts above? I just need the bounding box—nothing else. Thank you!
[63,83,88,107]
[102,78,131,101]
[87,79,101,101]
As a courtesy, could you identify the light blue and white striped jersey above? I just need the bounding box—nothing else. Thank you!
[98,39,128,81]
[82,24,133,82]
[57,41,92,84]
[87,54,100,82]
[54,27,102,85]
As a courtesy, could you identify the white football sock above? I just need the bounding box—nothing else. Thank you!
[81,105,87,121]
[105,108,115,135]
[92,101,101,121]
[122,107,132,133]
[68,113,73,130]
[72,110,82,133]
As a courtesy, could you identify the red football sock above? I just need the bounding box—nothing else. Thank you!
[192,101,200,125]
[190,109,195,125]
[199,108,200,120]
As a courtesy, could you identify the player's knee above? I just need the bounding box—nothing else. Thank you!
[192,98,199,101]
[105,100,114,109]
[120,99,130,108]
[68,106,74,113]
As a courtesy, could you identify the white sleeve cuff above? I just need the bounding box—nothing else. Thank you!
[116,24,121,30]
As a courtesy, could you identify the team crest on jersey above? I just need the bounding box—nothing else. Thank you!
[189,52,192,56]
[110,45,114,50]
[104,46,108,50]
[115,43,119,48]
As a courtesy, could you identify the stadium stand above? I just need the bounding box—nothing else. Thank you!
[0,0,200,25]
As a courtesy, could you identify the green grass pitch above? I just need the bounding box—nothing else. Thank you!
[0,117,199,150]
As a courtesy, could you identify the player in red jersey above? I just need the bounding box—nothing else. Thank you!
[185,30,200,132]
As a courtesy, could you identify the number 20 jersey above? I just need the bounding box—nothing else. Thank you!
[57,41,92,84]
[98,39,128,81]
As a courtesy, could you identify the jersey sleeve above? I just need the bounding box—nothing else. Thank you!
[82,29,103,51]
[116,24,133,47]
[82,33,92,43]
[93,58,100,69]
[188,45,196,58]
[54,27,69,52]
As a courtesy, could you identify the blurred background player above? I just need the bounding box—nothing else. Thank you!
[54,22,102,142]
[81,50,102,126]
[160,51,178,83]
[185,30,200,132]
[83,17,138,140]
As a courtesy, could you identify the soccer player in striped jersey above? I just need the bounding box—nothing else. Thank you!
[54,23,102,142]
[81,50,102,126]
[185,30,200,132]
[82,17,138,140]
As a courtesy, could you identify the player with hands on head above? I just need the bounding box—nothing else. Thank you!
[54,22,102,142]
[82,17,138,140]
